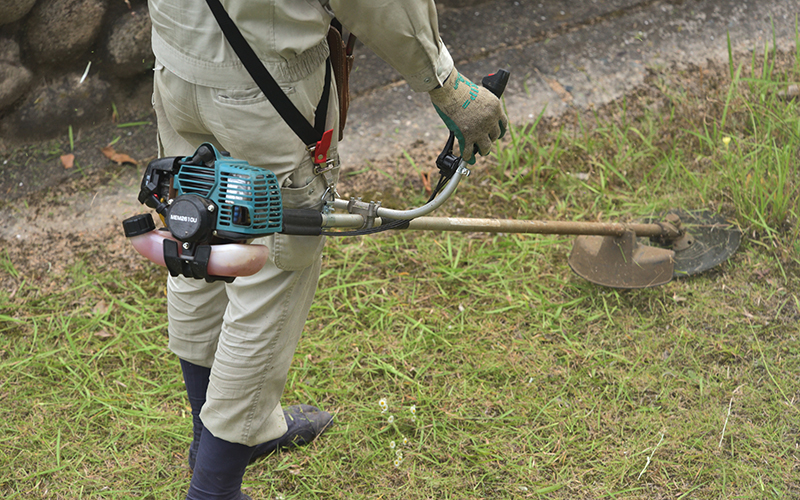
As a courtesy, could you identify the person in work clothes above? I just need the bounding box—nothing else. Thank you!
[146,0,508,497]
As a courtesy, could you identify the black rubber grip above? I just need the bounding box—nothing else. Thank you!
[380,217,410,230]
[481,69,510,98]
[282,209,324,236]
[122,213,156,237]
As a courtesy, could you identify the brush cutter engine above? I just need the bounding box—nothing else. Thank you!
[123,143,282,282]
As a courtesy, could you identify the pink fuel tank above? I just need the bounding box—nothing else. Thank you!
[123,214,268,278]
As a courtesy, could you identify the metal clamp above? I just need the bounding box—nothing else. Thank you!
[314,157,339,206]
[346,198,382,229]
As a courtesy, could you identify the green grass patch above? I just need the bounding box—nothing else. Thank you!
[1,47,799,498]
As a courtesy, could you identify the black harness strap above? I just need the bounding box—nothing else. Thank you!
[204,0,331,146]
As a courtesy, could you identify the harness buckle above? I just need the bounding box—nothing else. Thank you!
[309,128,334,166]
[313,158,336,176]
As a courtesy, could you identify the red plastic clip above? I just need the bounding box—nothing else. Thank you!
[312,129,334,165]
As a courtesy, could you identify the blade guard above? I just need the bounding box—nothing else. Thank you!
[569,230,675,289]
[639,209,742,278]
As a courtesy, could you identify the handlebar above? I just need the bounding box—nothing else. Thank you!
[284,69,511,234]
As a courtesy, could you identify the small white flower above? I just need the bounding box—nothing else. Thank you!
[394,458,402,467]
[379,398,388,413]
[409,405,416,415]
[387,415,395,424]
[396,449,403,457]
[390,441,396,449]
[402,437,408,446]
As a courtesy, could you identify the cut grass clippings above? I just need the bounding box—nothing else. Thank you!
[1,46,800,498]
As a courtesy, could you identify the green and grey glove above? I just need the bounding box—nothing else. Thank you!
[429,68,508,164]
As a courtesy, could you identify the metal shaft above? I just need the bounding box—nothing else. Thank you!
[402,217,680,237]
[321,213,682,238]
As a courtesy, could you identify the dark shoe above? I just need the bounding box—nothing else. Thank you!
[188,404,333,470]
[249,404,333,463]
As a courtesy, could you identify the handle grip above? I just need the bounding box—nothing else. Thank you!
[469,68,510,155]
[437,68,511,173]
[481,69,510,98]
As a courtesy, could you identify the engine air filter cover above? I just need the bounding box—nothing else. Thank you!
[167,195,214,242]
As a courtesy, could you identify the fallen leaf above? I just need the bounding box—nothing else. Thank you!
[60,154,75,169]
[94,329,114,339]
[535,67,573,104]
[545,77,574,103]
[93,300,109,315]
[421,171,432,197]
[101,146,139,165]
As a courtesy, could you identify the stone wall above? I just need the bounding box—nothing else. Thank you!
[0,0,490,142]
[0,0,154,141]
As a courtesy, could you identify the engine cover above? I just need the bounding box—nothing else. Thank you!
[172,144,283,241]
[129,143,285,283]
[137,143,284,243]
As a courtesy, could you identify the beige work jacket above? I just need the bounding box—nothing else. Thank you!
[148,0,454,92]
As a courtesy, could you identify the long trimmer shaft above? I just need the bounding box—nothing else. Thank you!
[285,210,682,240]
[386,217,681,238]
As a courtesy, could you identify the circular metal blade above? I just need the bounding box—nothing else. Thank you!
[638,209,742,277]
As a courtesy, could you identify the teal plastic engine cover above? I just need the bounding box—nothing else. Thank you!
[173,143,283,239]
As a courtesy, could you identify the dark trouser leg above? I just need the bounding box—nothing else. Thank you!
[181,359,252,499]
[180,358,210,470]
[186,428,254,500]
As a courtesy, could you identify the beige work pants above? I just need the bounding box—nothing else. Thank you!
[152,60,338,446]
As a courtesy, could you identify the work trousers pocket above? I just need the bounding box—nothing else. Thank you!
[270,154,338,271]
[271,233,325,271]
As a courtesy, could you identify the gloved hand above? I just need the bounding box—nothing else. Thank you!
[429,68,508,164]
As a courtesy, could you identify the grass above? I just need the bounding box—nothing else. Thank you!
[1,44,800,498]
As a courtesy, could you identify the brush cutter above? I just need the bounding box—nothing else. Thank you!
[122,69,741,288]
